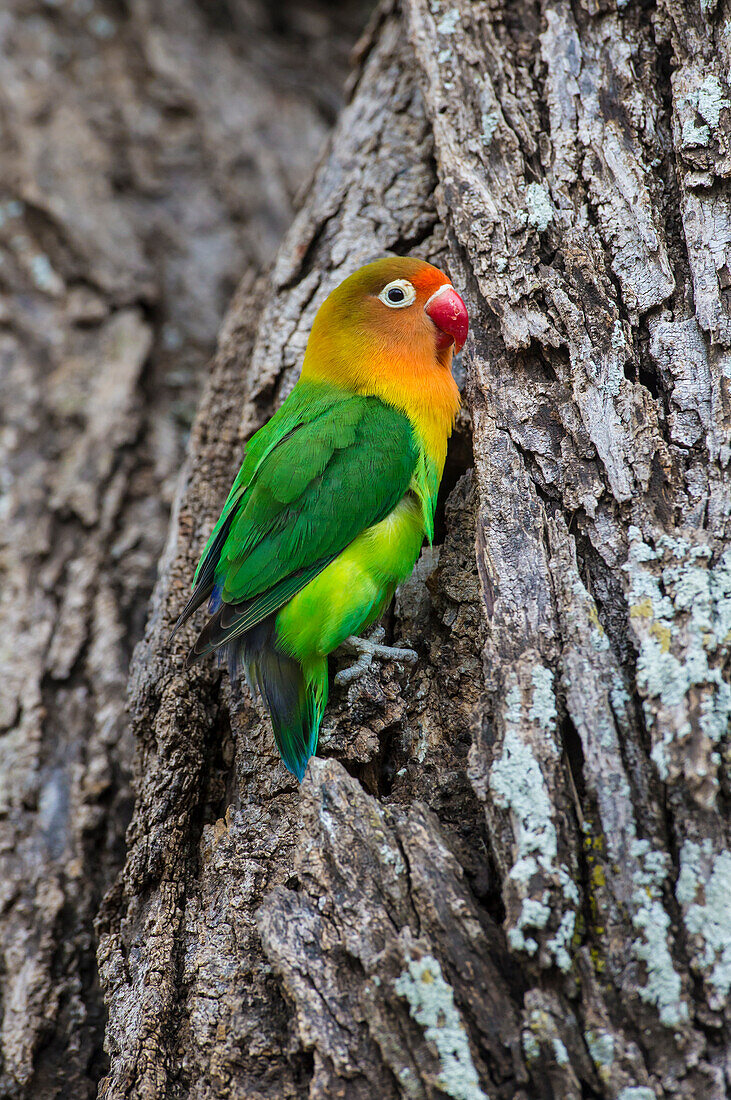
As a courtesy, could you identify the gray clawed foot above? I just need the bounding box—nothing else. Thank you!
[334,626,418,686]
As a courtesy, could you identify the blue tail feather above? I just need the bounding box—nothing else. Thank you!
[236,622,327,781]
[208,582,224,615]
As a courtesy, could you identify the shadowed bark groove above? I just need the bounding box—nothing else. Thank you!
[93,1,729,1098]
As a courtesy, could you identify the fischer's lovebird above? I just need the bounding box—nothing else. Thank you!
[173,257,469,781]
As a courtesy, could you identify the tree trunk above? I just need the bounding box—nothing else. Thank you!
[101,0,731,1097]
[5,0,731,1096]
[0,2,364,1097]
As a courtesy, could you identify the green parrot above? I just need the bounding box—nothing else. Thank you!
[173,257,469,780]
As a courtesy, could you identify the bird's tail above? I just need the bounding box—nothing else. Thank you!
[227,622,327,782]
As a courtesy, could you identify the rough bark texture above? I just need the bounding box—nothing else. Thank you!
[0,2,364,1097]
[5,0,731,1097]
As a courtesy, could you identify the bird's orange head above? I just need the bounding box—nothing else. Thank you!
[300,257,468,452]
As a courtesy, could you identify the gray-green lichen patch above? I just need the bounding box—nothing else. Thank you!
[625,528,731,808]
[89,13,116,39]
[522,1004,570,1069]
[585,1028,614,1069]
[552,1036,568,1066]
[629,839,688,1027]
[696,75,730,129]
[676,839,731,1009]
[546,905,577,973]
[7,227,65,296]
[617,1089,656,1100]
[481,109,499,147]
[522,1030,541,1061]
[394,954,488,1100]
[681,115,712,148]
[0,198,24,225]
[525,183,553,232]
[678,73,730,148]
[490,667,578,972]
[490,688,555,871]
[477,76,501,148]
[611,318,626,352]
[528,665,557,733]
[30,253,63,294]
[435,8,460,35]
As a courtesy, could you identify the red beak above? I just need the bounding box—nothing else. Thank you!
[424,284,469,352]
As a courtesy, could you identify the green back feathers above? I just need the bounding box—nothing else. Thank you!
[193,382,350,587]
[218,397,416,603]
[184,382,420,659]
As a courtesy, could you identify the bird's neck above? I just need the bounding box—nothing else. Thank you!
[358,363,459,545]
[302,345,460,475]
[367,361,460,477]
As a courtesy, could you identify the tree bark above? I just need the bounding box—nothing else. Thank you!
[101,0,731,1097]
[5,0,730,1096]
[0,2,363,1097]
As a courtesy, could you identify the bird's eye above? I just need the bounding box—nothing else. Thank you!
[378,279,416,308]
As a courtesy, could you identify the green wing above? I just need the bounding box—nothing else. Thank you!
[172,381,352,633]
[181,386,419,659]
[192,381,348,588]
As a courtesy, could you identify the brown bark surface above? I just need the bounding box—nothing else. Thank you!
[4,0,731,1098]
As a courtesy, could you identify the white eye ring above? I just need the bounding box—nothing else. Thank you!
[378,279,416,308]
